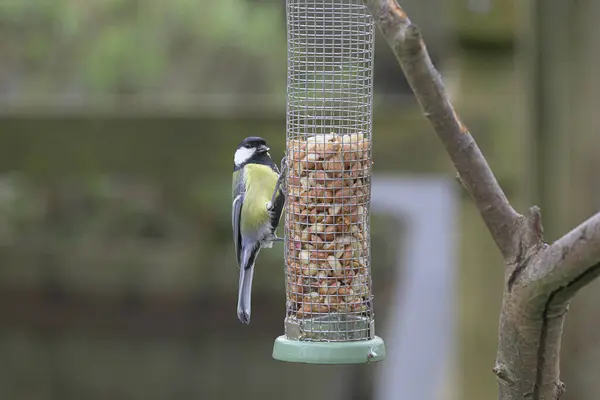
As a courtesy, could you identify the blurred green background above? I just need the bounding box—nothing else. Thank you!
[0,0,599,399]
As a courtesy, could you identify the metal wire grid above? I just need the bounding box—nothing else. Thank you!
[283,0,375,342]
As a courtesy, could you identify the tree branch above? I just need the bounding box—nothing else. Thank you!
[535,212,600,297]
[363,0,522,261]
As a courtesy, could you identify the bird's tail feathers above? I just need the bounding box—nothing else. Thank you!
[237,246,260,324]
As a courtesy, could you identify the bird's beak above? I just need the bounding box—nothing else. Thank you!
[258,144,270,153]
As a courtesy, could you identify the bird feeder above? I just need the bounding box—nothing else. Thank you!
[272,0,386,364]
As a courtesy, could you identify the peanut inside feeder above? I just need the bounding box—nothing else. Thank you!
[284,132,373,341]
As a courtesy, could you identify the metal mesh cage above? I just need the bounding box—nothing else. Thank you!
[283,0,375,342]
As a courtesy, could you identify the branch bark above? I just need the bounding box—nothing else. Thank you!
[362,1,600,399]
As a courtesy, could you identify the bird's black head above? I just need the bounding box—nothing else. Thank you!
[234,136,271,168]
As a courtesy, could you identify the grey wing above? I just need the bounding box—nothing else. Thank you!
[232,178,245,269]
[269,185,285,232]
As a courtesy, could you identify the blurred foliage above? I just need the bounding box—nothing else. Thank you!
[0,0,287,99]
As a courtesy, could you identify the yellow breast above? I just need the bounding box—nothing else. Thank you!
[242,164,278,231]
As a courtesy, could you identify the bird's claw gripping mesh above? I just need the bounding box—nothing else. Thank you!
[283,0,376,342]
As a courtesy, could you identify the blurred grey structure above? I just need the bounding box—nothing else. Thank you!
[371,176,458,400]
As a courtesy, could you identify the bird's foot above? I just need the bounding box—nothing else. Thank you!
[268,158,287,210]
[262,234,283,248]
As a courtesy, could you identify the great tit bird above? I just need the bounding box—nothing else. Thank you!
[232,136,286,324]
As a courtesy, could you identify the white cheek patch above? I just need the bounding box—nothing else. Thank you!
[235,147,255,166]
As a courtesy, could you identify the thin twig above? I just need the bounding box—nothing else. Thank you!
[362,0,521,261]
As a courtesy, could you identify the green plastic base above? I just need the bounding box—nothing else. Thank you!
[272,335,386,364]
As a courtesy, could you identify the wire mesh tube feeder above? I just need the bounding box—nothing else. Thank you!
[272,0,386,364]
